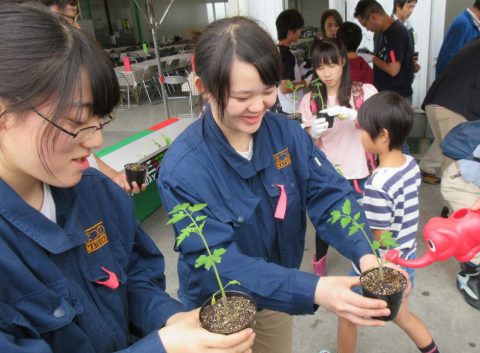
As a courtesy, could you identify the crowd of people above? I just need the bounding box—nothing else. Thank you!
[0,1,479,353]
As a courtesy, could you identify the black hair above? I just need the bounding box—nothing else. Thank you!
[357,91,413,150]
[0,3,119,168]
[195,16,281,119]
[310,38,352,108]
[392,0,417,15]
[320,9,343,38]
[336,21,362,52]
[354,0,386,19]
[474,0,480,10]
[276,9,304,40]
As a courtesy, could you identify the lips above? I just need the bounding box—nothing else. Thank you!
[242,115,262,125]
[73,156,90,170]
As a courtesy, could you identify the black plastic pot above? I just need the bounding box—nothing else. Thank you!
[199,290,257,335]
[288,112,303,124]
[317,111,334,128]
[360,267,407,321]
[124,163,147,189]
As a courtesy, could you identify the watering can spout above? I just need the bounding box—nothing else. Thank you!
[385,250,435,268]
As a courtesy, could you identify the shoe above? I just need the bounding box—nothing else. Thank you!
[457,269,480,310]
[317,350,336,353]
[312,255,327,276]
[441,206,449,218]
[420,170,441,185]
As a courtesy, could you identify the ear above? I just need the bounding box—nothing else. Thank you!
[194,76,209,101]
[379,128,390,143]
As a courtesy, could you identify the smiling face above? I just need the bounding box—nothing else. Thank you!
[0,73,104,190]
[208,59,277,148]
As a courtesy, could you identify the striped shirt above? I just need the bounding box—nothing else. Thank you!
[362,155,421,252]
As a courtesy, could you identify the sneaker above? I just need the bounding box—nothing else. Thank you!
[312,255,327,276]
[317,350,336,353]
[457,270,480,310]
[420,170,441,185]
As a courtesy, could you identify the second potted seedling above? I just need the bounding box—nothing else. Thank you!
[285,80,305,123]
[328,199,407,321]
[167,203,257,334]
[124,163,148,189]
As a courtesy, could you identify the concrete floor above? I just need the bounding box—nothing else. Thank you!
[106,98,480,353]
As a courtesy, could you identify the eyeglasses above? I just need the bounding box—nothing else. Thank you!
[33,109,113,142]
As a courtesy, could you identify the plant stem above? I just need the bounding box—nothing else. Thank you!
[347,216,384,280]
[186,212,229,306]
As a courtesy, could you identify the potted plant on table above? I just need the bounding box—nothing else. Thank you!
[328,199,407,321]
[285,80,305,123]
[167,203,257,334]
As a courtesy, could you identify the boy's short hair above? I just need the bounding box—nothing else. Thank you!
[354,0,386,19]
[475,0,480,11]
[336,21,362,52]
[276,9,304,40]
[357,91,413,150]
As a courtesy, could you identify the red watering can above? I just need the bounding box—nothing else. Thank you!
[385,208,480,268]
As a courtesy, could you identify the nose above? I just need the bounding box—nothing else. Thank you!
[249,95,267,113]
[82,129,104,149]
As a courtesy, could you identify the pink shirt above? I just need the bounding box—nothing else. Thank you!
[298,83,377,180]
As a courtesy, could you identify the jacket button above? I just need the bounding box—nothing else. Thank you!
[53,307,66,319]
[237,216,244,223]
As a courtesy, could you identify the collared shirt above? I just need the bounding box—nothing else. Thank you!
[158,108,375,314]
[466,7,480,30]
[0,170,184,353]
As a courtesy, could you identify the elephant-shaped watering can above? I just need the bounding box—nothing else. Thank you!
[385,208,480,268]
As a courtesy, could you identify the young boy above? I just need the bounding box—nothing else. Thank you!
[337,91,440,353]
[275,9,307,114]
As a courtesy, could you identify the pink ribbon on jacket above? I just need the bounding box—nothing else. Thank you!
[274,184,287,220]
[95,266,120,290]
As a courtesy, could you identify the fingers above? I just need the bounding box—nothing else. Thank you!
[207,330,255,353]
[205,328,255,349]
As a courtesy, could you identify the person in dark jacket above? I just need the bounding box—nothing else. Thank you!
[157,16,402,353]
[420,38,480,310]
[0,4,255,353]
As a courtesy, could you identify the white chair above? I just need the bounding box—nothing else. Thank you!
[163,75,193,117]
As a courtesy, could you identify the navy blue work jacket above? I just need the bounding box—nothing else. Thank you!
[0,170,185,353]
[158,109,374,315]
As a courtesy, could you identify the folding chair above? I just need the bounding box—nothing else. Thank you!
[163,75,193,118]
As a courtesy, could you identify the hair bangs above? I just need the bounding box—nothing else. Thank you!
[312,41,343,68]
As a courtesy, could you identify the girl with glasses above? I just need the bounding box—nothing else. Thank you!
[0,4,255,353]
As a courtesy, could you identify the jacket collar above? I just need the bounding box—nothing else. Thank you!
[0,179,88,254]
[203,108,271,179]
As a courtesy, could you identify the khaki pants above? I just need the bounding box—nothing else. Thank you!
[420,105,467,174]
[252,310,293,353]
[441,162,480,265]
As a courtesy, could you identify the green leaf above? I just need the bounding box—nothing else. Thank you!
[340,216,351,229]
[328,210,341,224]
[342,199,351,216]
[211,295,216,305]
[348,224,359,236]
[380,231,398,249]
[285,80,294,90]
[227,280,241,286]
[198,220,206,234]
[353,212,361,221]
[211,248,226,264]
[166,211,187,225]
[195,254,215,271]
[168,203,190,214]
[195,215,207,222]
[188,203,208,213]
[372,240,381,250]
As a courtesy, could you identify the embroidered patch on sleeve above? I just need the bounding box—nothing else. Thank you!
[273,148,292,169]
[84,221,109,254]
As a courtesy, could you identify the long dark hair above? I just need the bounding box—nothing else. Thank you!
[194,16,281,119]
[0,3,119,167]
[320,9,343,38]
[310,38,352,108]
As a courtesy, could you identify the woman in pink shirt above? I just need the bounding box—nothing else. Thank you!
[299,38,377,276]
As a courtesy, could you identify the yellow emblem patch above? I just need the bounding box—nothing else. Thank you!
[84,221,109,254]
[273,148,292,169]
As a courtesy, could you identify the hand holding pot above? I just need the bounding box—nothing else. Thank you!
[320,106,357,121]
[160,309,256,353]
[112,171,146,194]
[310,117,329,139]
[314,276,389,326]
